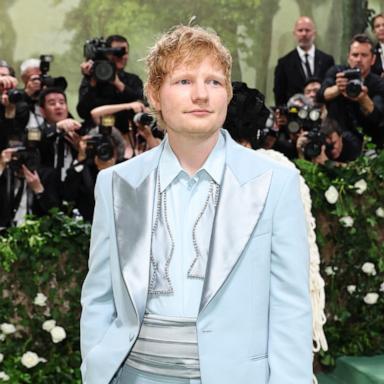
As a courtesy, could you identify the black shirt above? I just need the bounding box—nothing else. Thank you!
[77,69,143,133]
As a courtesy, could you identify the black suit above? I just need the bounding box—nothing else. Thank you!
[372,43,383,77]
[273,48,334,106]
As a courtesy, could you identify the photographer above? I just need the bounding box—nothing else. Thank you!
[0,61,37,150]
[0,146,61,229]
[272,94,323,160]
[62,117,126,222]
[297,118,362,165]
[90,101,162,158]
[318,34,384,148]
[38,87,81,180]
[77,34,143,133]
[371,13,384,77]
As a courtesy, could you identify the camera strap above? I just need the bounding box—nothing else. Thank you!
[12,177,26,222]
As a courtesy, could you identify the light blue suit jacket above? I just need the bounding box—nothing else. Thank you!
[80,130,312,384]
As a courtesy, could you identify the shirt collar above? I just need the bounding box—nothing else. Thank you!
[159,131,226,192]
[297,45,315,60]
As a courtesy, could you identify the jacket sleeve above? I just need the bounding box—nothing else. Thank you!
[268,170,313,384]
[273,58,287,106]
[80,170,116,374]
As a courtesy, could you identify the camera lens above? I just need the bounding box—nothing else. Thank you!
[96,142,114,161]
[93,61,115,82]
[346,80,362,98]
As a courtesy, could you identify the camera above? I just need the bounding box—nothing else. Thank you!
[133,112,156,128]
[86,115,115,161]
[9,128,42,171]
[7,88,24,104]
[303,128,327,159]
[83,37,126,82]
[286,105,322,134]
[39,55,68,91]
[341,68,362,98]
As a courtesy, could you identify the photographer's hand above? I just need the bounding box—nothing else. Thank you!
[313,145,329,165]
[296,131,308,159]
[112,73,125,92]
[0,75,18,90]
[57,118,82,134]
[350,86,374,114]
[126,101,146,113]
[77,135,91,162]
[81,60,94,76]
[22,165,44,194]
[0,148,16,174]
[324,72,347,101]
[1,92,16,118]
[136,123,161,149]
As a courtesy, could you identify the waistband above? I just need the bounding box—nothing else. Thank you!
[126,314,200,379]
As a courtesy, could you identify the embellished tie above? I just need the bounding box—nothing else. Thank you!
[304,53,312,79]
[149,174,220,295]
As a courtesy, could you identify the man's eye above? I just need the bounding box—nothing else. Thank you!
[209,79,222,86]
[178,79,190,85]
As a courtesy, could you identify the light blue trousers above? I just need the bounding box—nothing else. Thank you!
[117,365,201,384]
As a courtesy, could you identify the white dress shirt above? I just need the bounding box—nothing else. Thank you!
[146,132,226,318]
[297,45,315,78]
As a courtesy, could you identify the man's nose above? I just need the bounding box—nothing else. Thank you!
[191,81,208,103]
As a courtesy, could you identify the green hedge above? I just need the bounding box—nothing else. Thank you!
[0,150,383,382]
[0,212,90,383]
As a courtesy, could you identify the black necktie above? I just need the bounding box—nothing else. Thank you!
[304,53,312,79]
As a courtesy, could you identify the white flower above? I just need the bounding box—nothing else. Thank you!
[324,266,336,276]
[376,207,384,218]
[354,179,367,194]
[0,323,16,335]
[339,216,354,227]
[0,353,3,363]
[363,292,379,305]
[50,326,66,343]
[33,293,47,307]
[361,262,376,276]
[324,185,338,204]
[347,285,356,294]
[20,351,46,369]
[42,320,56,332]
[0,334,5,342]
[380,282,384,293]
[0,371,10,381]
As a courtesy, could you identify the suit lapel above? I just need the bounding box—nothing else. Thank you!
[199,165,272,313]
[112,166,158,321]
[294,50,307,82]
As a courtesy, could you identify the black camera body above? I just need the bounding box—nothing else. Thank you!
[341,68,362,98]
[303,129,327,159]
[83,38,125,82]
[86,125,114,161]
[133,112,156,128]
[39,55,68,91]
[7,88,24,104]
[9,129,42,172]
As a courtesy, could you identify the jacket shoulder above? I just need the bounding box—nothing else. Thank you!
[97,145,161,187]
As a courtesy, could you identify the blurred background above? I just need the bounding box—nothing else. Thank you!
[1,0,383,113]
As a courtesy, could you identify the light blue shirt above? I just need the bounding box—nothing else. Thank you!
[146,132,226,318]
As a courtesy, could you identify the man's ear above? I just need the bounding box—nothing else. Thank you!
[146,85,160,111]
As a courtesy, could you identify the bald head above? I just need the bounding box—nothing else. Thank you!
[293,16,316,51]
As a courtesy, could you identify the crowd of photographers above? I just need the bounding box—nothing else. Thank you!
[1,15,384,229]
